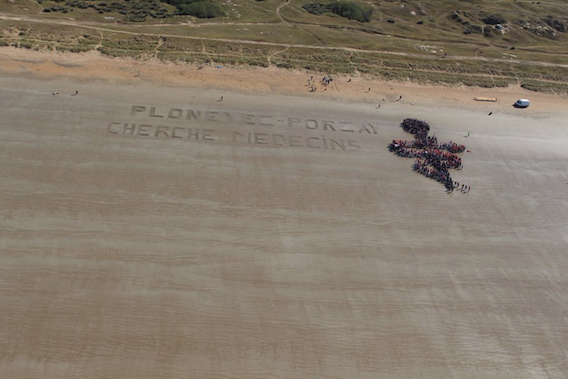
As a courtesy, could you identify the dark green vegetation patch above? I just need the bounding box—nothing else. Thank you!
[162,0,223,18]
[37,0,223,20]
[303,1,372,22]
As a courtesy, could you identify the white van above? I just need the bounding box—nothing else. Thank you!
[514,99,530,108]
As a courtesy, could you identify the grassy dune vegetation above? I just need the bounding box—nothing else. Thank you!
[1,0,568,93]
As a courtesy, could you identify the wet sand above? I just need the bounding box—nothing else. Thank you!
[1,49,568,379]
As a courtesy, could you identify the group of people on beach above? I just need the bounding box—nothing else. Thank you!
[321,76,333,86]
[307,76,336,92]
[388,118,470,193]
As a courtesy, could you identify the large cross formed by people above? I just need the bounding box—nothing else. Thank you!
[388,119,468,193]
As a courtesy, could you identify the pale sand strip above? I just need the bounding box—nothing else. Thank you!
[1,47,566,114]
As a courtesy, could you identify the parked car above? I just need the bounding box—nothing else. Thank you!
[514,99,530,108]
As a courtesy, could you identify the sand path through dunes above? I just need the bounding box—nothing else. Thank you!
[1,52,568,379]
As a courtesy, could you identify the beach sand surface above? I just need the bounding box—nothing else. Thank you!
[1,48,568,379]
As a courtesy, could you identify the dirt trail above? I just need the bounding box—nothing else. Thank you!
[276,0,291,24]
[267,45,289,65]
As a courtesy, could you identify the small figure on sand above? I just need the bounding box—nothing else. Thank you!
[464,132,470,138]
[347,78,352,82]
[376,104,381,109]
[52,91,59,95]
[488,111,493,116]
[366,87,371,93]
[396,95,402,101]
[217,96,224,102]
[72,90,78,96]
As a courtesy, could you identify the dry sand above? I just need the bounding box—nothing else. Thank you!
[1,47,568,379]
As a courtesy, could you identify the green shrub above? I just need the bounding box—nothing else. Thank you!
[303,3,329,15]
[162,0,224,18]
[481,14,507,25]
[303,1,371,22]
[177,1,223,17]
[328,1,372,22]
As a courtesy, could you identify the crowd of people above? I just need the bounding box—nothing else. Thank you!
[388,118,469,193]
[306,76,336,92]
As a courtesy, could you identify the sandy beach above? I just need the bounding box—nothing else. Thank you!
[2,47,567,113]
[1,47,568,379]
